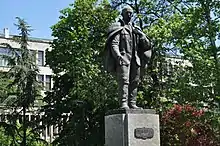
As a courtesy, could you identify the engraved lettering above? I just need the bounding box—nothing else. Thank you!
[134,127,154,140]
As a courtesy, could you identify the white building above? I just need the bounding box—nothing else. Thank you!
[0,28,53,92]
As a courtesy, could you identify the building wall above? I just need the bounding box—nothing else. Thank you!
[0,36,53,91]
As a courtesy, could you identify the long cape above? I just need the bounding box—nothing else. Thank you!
[103,22,123,73]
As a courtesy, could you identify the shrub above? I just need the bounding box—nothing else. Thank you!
[161,104,220,146]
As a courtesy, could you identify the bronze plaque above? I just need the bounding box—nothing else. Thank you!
[134,127,154,140]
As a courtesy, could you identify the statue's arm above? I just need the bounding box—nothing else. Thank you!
[111,33,121,63]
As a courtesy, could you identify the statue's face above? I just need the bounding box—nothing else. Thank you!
[122,11,133,23]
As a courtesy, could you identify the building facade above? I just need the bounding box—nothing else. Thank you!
[0,28,53,92]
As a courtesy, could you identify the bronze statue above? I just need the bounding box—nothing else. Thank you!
[104,6,152,109]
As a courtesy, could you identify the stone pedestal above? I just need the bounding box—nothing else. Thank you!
[105,109,160,146]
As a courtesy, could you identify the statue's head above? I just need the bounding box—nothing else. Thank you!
[121,5,133,23]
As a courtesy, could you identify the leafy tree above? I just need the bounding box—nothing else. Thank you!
[0,126,11,145]
[0,121,47,146]
[42,0,118,145]
[0,17,44,146]
[141,0,220,144]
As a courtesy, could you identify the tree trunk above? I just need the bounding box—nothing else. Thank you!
[22,106,27,146]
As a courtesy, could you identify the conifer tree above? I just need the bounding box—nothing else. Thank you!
[0,17,43,146]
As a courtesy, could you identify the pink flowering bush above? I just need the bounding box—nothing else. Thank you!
[161,104,220,146]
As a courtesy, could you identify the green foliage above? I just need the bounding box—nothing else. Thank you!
[0,72,15,104]
[42,0,118,145]
[0,122,47,146]
[0,126,11,146]
[142,2,220,144]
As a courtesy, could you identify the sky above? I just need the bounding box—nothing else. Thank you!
[0,0,74,39]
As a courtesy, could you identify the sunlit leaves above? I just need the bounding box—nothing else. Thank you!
[43,0,118,145]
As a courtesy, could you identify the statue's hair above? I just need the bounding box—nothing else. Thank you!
[121,5,133,15]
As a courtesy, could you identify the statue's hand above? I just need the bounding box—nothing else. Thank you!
[117,56,129,65]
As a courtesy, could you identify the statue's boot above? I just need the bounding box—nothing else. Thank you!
[128,86,142,109]
[120,100,129,109]
[118,80,130,109]
[128,102,142,109]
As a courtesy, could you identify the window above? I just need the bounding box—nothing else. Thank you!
[0,47,10,55]
[38,51,44,66]
[0,56,8,67]
[30,50,36,63]
[0,47,10,67]
[45,75,51,91]
[38,74,44,87]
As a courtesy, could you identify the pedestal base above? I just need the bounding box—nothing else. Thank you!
[105,109,160,146]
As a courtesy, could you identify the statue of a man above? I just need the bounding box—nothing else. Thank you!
[104,6,152,109]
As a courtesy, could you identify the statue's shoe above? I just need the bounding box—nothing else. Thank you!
[120,103,129,110]
[128,104,143,109]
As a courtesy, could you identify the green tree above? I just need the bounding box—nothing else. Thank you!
[0,72,15,104]
[143,0,220,110]
[42,0,118,145]
[0,126,11,146]
[0,121,47,146]
[141,0,220,143]
[0,17,44,146]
